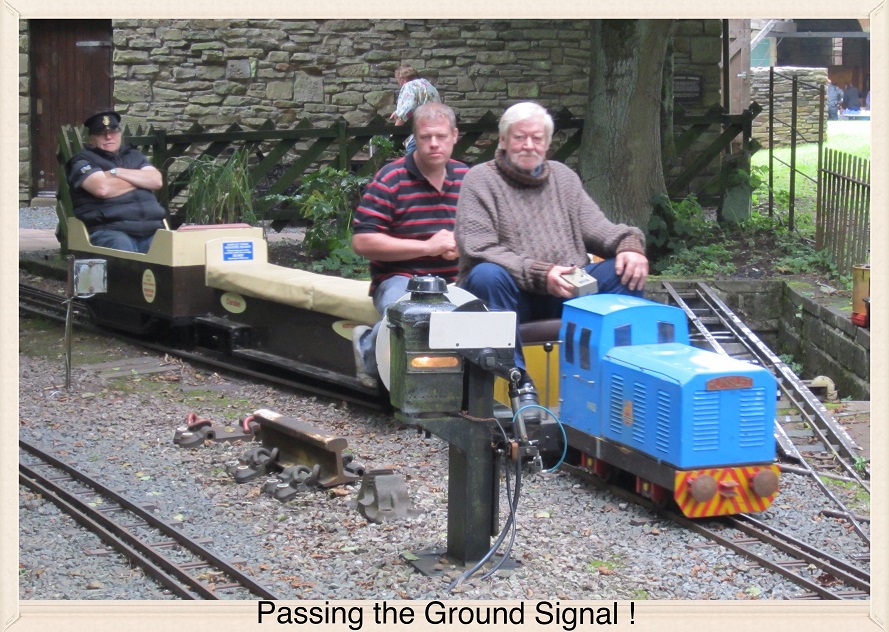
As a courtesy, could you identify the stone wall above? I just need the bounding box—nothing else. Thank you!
[751,66,827,149]
[647,278,869,401]
[778,283,869,400]
[19,20,30,201]
[19,18,724,201]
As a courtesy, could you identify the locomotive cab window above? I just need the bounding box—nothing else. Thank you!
[614,324,631,347]
[564,322,576,365]
[579,327,592,370]
[658,321,675,343]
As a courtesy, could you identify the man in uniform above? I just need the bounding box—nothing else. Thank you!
[66,109,167,253]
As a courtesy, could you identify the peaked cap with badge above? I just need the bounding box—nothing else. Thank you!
[84,110,122,135]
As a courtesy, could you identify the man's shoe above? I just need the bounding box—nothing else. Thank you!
[351,325,377,388]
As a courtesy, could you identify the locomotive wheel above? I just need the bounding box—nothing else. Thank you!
[592,458,616,483]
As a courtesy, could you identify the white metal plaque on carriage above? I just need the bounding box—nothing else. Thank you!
[73,259,107,296]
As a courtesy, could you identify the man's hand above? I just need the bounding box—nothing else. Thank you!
[545,264,579,299]
[425,228,458,260]
[615,251,649,292]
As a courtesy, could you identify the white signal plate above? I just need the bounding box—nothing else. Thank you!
[428,311,516,350]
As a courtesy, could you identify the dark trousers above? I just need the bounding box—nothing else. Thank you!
[460,259,643,370]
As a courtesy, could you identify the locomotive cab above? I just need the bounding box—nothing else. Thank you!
[559,295,691,430]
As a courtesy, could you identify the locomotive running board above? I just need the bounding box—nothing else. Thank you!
[250,409,361,488]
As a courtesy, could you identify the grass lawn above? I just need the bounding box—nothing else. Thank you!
[751,120,871,233]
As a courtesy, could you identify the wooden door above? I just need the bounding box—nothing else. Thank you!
[30,19,113,197]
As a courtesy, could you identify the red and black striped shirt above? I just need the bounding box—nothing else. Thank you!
[353,152,468,293]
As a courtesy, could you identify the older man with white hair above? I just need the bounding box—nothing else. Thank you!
[455,101,649,410]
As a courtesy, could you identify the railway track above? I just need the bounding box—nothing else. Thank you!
[20,279,870,598]
[19,439,282,600]
[562,463,870,599]
[19,282,383,410]
[661,281,870,545]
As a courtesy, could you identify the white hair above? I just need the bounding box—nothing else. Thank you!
[498,102,554,143]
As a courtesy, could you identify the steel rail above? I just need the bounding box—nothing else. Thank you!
[661,281,870,544]
[20,439,282,600]
[19,282,384,411]
[561,462,869,600]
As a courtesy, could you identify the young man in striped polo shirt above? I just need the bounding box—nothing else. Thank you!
[351,102,468,388]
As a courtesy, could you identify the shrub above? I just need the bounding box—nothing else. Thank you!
[181,148,258,226]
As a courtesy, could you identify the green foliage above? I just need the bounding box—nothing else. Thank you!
[779,354,803,375]
[369,134,396,158]
[852,456,869,476]
[648,192,845,281]
[307,245,369,278]
[648,194,733,276]
[263,166,371,277]
[182,148,258,225]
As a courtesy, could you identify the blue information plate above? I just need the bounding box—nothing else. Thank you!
[222,241,255,261]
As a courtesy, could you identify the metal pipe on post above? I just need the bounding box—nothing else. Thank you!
[64,256,75,390]
[789,75,798,231]
[815,84,826,249]
[768,67,775,217]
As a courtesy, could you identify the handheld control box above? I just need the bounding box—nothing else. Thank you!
[561,268,598,297]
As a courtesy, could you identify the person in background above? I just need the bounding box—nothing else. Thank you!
[455,101,649,412]
[842,82,861,112]
[66,110,166,253]
[351,102,467,388]
[826,79,843,121]
[390,64,442,153]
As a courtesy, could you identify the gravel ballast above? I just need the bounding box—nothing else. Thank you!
[17,305,870,602]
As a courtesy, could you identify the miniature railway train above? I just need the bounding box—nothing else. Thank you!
[65,219,781,519]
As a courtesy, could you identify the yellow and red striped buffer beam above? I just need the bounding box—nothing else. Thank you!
[675,465,780,517]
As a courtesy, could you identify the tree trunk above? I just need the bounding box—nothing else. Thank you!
[579,19,674,230]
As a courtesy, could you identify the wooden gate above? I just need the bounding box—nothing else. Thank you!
[30,19,113,197]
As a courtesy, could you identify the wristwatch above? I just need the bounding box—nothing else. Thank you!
[109,168,118,177]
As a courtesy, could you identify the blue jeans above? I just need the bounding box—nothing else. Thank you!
[89,229,155,254]
[355,275,413,378]
[460,260,643,370]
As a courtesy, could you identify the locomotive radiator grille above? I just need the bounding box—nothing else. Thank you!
[655,390,671,454]
[608,375,625,435]
[692,392,720,451]
[631,382,647,444]
[738,388,769,447]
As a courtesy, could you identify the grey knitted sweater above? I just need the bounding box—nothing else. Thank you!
[455,153,646,294]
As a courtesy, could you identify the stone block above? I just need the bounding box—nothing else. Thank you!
[266,82,294,101]
[332,91,363,106]
[226,59,254,80]
[294,73,324,103]
[507,82,539,99]
[116,81,152,103]
[364,90,393,109]
[114,50,150,64]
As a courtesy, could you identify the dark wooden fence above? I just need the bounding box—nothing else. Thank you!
[817,148,870,275]
[56,107,758,246]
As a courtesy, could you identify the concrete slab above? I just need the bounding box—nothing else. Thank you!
[20,229,60,253]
